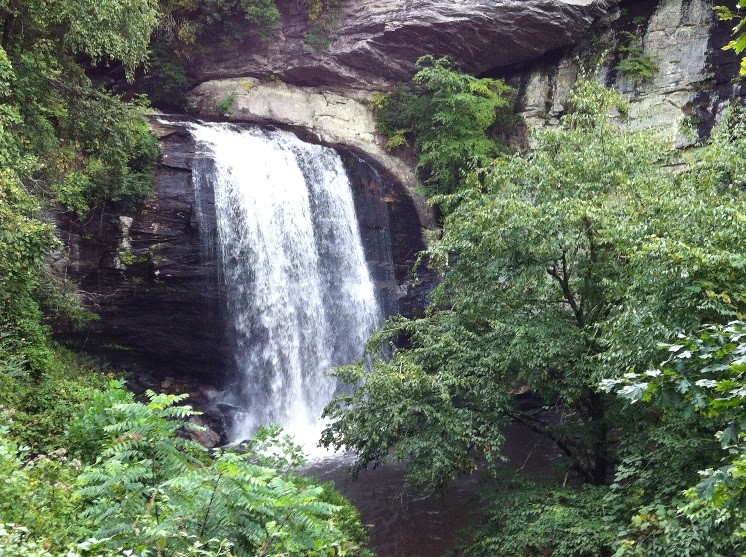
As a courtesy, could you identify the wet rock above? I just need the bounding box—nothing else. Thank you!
[188,416,223,448]
[56,120,230,385]
[341,150,429,317]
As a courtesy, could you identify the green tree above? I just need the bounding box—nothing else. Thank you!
[374,55,515,197]
[326,81,652,486]
[0,0,159,382]
[604,321,746,556]
[323,81,746,501]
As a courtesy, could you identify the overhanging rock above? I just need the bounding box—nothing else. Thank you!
[189,78,437,232]
[191,0,612,90]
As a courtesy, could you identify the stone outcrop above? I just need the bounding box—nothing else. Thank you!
[191,0,612,90]
[184,1,613,221]
[186,0,745,230]
[58,120,229,384]
[513,0,744,144]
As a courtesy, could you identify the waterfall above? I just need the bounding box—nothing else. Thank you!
[189,122,381,448]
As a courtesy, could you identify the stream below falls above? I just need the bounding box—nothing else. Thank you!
[306,423,558,557]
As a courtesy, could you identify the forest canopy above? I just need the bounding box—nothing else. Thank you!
[323,78,746,556]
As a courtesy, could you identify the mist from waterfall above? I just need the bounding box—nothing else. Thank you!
[189,122,380,451]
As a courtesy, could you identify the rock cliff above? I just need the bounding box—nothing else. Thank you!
[190,0,612,90]
[186,0,611,208]
[188,78,433,225]
[58,119,426,383]
[512,0,744,145]
[187,0,744,204]
[58,121,227,384]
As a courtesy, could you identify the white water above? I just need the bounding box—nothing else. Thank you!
[189,122,380,453]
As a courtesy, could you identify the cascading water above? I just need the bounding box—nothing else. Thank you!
[189,122,381,449]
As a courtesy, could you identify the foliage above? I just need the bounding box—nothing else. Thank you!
[373,55,516,197]
[457,475,618,557]
[0,0,158,392]
[603,321,746,554]
[66,379,136,463]
[600,105,746,381]
[299,0,346,52]
[716,0,746,75]
[323,317,512,488]
[0,171,58,374]
[217,93,236,117]
[0,0,160,213]
[326,81,661,487]
[154,0,280,57]
[615,31,659,83]
[73,385,371,556]
[457,420,731,556]
[325,82,746,553]
[1,375,372,557]
[1,1,159,213]
[0,348,110,453]
[0,409,88,549]
[0,525,229,557]
[137,38,196,111]
[1,0,157,79]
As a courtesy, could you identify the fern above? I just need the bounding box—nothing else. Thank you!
[72,386,371,555]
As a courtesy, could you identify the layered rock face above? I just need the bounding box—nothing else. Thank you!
[513,0,744,144]
[188,0,611,214]
[58,121,227,384]
[191,0,612,90]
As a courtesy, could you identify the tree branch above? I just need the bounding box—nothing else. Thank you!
[547,249,584,327]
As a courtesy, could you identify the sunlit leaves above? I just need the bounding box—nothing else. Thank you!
[606,322,746,555]
[717,0,746,75]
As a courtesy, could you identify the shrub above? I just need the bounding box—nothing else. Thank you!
[373,55,516,197]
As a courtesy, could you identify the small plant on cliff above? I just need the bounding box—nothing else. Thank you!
[615,31,659,83]
[217,93,237,117]
[157,0,281,47]
[373,55,516,198]
[300,0,346,52]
